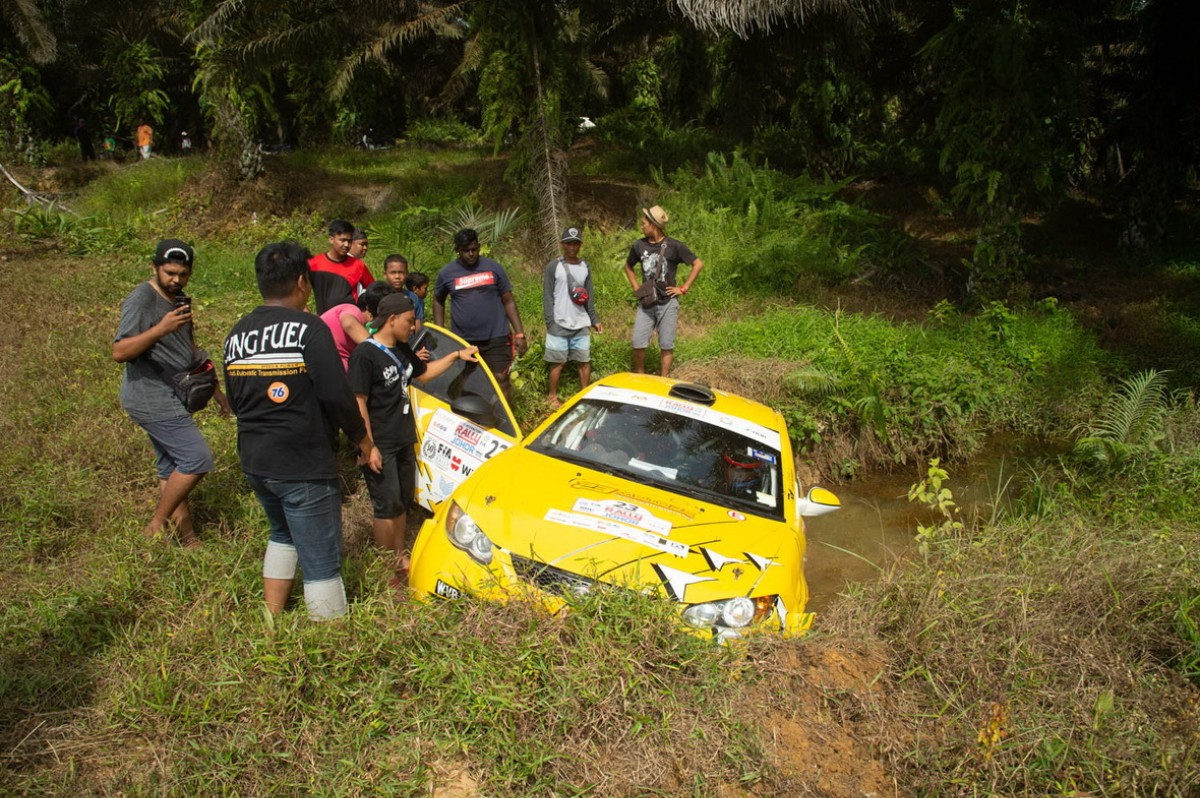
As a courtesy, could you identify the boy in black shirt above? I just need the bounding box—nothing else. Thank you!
[348,293,478,588]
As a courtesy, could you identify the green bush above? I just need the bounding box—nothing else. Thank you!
[405,117,484,146]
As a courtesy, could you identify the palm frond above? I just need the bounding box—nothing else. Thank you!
[435,33,483,112]
[783,364,843,397]
[330,3,467,99]
[3,0,57,63]
[1087,369,1170,447]
[188,0,249,44]
[673,0,869,37]
[437,202,523,247]
[1073,369,1171,469]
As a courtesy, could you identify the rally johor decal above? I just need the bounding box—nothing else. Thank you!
[571,498,672,535]
[419,407,512,503]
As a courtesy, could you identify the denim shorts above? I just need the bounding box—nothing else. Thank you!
[631,298,680,350]
[245,474,343,583]
[362,445,416,518]
[544,330,591,364]
[139,416,214,480]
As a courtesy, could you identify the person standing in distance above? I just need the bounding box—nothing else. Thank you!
[623,205,703,376]
[113,239,230,546]
[433,228,527,399]
[543,226,601,407]
[136,120,153,159]
[223,241,380,621]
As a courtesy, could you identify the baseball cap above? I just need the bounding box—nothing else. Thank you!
[374,293,415,324]
[561,226,583,243]
[153,239,194,267]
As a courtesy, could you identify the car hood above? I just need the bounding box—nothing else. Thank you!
[457,447,803,604]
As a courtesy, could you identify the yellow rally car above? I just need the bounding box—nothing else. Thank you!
[406,325,839,641]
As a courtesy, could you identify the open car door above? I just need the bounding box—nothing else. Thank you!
[408,323,523,511]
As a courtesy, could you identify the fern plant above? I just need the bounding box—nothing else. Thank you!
[1073,369,1171,468]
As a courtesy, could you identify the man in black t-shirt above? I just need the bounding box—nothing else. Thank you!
[623,205,704,376]
[348,293,478,589]
[433,228,527,400]
[224,241,379,621]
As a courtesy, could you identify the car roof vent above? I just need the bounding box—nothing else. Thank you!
[668,383,716,406]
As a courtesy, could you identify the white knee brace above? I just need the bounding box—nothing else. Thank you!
[304,576,348,620]
[262,541,298,580]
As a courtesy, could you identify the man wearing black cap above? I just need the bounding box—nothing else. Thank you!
[113,239,230,547]
[348,293,478,589]
[543,226,601,407]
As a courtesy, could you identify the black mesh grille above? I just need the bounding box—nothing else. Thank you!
[510,554,596,597]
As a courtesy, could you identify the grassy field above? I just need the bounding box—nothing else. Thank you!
[1,146,1198,795]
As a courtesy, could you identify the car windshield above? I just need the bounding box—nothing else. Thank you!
[530,394,784,519]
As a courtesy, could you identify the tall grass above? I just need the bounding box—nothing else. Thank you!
[824,451,1200,794]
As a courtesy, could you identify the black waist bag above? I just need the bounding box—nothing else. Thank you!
[171,351,217,413]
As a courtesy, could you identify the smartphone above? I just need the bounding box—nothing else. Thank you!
[174,295,192,311]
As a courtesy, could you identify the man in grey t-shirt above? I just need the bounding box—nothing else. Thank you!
[113,239,229,546]
[542,226,601,407]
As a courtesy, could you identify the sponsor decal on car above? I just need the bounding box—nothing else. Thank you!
[585,385,782,449]
[572,498,672,535]
[544,509,688,557]
[567,478,698,519]
[420,407,513,502]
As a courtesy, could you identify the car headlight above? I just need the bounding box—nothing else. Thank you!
[445,501,493,565]
[682,596,775,631]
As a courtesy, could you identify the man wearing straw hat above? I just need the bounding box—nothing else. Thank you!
[623,205,704,376]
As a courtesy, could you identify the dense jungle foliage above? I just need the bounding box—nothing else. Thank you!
[2,0,1198,292]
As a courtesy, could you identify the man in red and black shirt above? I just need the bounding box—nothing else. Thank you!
[309,219,375,313]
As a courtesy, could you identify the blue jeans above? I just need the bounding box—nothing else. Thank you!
[245,474,343,583]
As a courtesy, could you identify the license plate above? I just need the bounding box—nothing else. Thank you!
[434,580,461,599]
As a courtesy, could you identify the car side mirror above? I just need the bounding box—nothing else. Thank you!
[797,486,840,517]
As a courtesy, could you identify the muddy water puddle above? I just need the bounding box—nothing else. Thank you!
[804,440,1053,611]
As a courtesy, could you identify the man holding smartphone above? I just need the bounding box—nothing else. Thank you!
[113,239,229,546]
